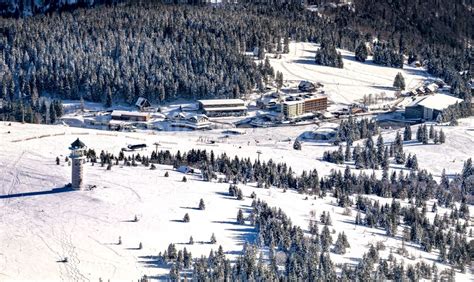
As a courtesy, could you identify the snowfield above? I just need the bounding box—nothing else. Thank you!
[270,42,433,105]
[0,118,472,280]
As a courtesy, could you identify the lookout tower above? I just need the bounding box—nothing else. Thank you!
[69,138,86,190]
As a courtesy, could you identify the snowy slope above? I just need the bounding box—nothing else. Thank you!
[0,119,472,280]
[270,42,433,105]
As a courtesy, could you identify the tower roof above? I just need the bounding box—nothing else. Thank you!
[70,138,86,149]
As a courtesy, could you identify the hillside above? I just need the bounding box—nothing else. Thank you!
[1,1,471,127]
[0,119,472,280]
[269,42,432,105]
[0,1,472,280]
[0,0,106,16]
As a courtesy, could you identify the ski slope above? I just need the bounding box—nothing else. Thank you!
[0,119,472,280]
[270,42,433,105]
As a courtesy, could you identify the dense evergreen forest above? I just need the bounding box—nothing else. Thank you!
[0,2,321,108]
[0,0,472,117]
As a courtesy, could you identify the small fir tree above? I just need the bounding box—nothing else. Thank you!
[183,213,190,223]
[198,199,205,210]
[393,72,406,90]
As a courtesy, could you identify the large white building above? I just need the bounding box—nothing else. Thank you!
[405,94,463,120]
[198,99,247,117]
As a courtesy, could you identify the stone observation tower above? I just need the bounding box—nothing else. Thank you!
[69,138,86,190]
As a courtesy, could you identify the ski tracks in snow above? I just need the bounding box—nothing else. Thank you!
[59,219,89,282]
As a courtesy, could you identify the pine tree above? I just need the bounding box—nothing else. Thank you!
[105,87,113,108]
[462,158,472,180]
[382,147,389,170]
[422,124,429,144]
[433,131,439,144]
[315,40,344,68]
[183,248,192,268]
[439,129,446,143]
[355,42,368,62]
[334,233,347,254]
[393,72,406,90]
[257,46,265,60]
[411,154,418,170]
[320,225,333,252]
[293,139,302,150]
[376,135,384,164]
[237,209,245,224]
[344,142,351,161]
[49,102,57,124]
[283,37,290,54]
[53,100,63,118]
[441,169,449,189]
[395,151,406,164]
[169,265,180,281]
[275,71,284,91]
[210,233,217,244]
[236,188,244,200]
[403,124,412,141]
[355,150,365,169]
[429,125,435,139]
[416,126,422,142]
[405,153,413,168]
[183,213,190,223]
[198,199,205,210]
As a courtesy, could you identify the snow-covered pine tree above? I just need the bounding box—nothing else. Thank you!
[183,213,190,223]
[355,42,368,62]
[403,124,412,141]
[393,72,406,90]
[198,199,205,210]
[237,209,245,225]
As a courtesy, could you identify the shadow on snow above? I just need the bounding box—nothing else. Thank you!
[0,186,73,199]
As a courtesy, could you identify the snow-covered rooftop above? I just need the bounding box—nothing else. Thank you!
[407,94,463,111]
[204,106,247,112]
[111,110,150,117]
[282,100,303,106]
[198,99,245,106]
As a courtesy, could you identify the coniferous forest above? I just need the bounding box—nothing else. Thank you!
[1,1,473,280]
[86,146,473,281]
[0,0,472,115]
[0,3,318,107]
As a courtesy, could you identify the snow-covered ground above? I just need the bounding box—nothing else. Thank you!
[0,118,472,280]
[270,42,433,105]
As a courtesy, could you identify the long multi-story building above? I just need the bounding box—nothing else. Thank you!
[281,95,328,119]
[303,96,328,113]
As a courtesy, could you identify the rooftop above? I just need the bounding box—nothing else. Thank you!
[111,110,150,117]
[70,138,86,149]
[407,94,463,111]
[204,106,247,112]
[198,99,245,107]
[282,100,304,106]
